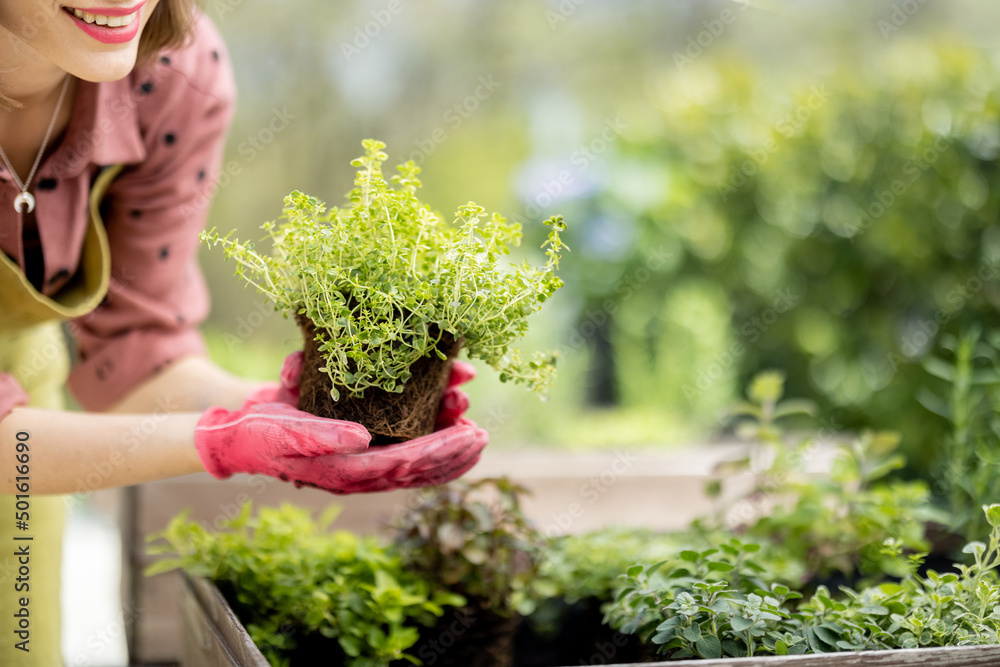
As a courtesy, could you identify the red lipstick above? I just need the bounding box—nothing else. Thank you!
[64,1,145,45]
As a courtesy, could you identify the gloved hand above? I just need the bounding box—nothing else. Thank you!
[271,417,488,494]
[198,353,487,494]
[194,402,371,483]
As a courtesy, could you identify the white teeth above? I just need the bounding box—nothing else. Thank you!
[70,7,138,26]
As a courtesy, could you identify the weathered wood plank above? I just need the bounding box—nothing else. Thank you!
[604,644,1000,666]
[181,573,270,667]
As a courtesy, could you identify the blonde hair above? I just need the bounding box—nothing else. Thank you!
[1,0,197,109]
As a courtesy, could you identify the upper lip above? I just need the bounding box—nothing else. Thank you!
[65,1,145,16]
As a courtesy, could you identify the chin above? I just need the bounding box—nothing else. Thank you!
[69,50,141,82]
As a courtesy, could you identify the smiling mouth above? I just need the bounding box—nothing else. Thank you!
[62,6,140,27]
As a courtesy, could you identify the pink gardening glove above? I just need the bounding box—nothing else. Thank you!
[271,417,488,494]
[194,402,372,483]
[202,353,488,494]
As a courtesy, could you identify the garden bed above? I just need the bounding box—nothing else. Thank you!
[129,443,781,663]
[179,572,1000,667]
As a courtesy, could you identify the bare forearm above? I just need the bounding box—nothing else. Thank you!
[0,406,204,495]
[106,355,260,414]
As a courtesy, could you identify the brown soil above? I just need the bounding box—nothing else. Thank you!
[296,314,461,444]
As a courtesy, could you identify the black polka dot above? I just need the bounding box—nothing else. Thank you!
[140,81,154,94]
[79,350,88,362]
[37,178,57,190]
[153,364,163,374]
[197,169,206,181]
[211,50,219,61]
[160,56,171,65]
[159,246,170,260]
[47,268,70,285]
[177,314,185,324]
[99,295,110,308]
[164,133,176,145]
[130,209,142,218]
[95,359,114,381]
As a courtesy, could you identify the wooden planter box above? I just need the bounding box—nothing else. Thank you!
[180,572,1000,667]
[132,442,789,663]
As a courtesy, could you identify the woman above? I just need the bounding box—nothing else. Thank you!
[0,0,489,663]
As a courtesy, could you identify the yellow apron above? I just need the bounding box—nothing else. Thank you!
[0,165,120,666]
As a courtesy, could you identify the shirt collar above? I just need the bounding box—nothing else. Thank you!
[43,75,147,181]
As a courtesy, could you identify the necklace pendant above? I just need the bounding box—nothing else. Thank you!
[13,192,35,214]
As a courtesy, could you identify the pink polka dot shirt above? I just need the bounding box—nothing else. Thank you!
[0,13,236,413]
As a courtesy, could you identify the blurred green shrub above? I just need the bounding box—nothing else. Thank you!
[553,38,1000,467]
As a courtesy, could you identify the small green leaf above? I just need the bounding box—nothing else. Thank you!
[729,616,753,632]
[984,504,1000,528]
[696,635,722,659]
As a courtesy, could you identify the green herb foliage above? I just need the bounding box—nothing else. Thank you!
[539,527,690,605]
[919,327,1000,543]
[146,502,463,667]
[201,139,567,400]
[703,370,946,584]
[390,477,549,617]
[608,505,1000,659]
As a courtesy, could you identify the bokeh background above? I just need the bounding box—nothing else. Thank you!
[198,0,1000,474]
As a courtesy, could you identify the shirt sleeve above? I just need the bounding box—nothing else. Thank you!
[67,16,237,412]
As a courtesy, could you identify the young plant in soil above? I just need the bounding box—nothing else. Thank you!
[201,139,567,443]
[388,477,549,667]
[145,502,464,667]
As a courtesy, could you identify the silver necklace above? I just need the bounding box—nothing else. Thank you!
[0,75,72,214]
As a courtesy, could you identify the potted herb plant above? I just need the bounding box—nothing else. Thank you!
[201,139,567,442]
[389,477,549,667]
